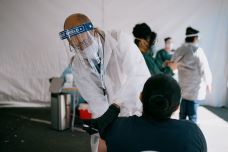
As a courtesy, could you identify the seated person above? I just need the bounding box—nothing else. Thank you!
[78,74,207,152]
[132,23,162,75]
[156,37,174,75]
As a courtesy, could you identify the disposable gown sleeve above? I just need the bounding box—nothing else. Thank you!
[198,48,212,86]
[108,31,150,115]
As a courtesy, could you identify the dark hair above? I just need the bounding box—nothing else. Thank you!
[141,74,181,120]
[185,36,198,43]
[132,23,157,47]
[164,37,171,42]
[185,26,199,43]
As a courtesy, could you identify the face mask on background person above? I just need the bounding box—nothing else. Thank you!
[194,37,200,47]
[149,45,156,56]
[165,42,173,50]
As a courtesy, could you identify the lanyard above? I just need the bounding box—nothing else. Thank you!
[74,36,107,96]
[87,39,106,92]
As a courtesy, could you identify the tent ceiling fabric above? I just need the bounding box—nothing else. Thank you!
[0,0,227,107]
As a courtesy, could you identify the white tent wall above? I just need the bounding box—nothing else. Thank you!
[0,0,227,107]
[0,0,104,103]
[103,0,228,108]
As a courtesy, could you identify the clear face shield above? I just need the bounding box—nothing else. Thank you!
[59,22,102,67]
[186,33,200,46]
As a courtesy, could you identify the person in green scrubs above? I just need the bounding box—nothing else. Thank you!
[132,23,162,75]
[155,37,174,75]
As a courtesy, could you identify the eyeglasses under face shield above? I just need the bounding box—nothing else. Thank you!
[59,22,95,50]
[59,22,102,68]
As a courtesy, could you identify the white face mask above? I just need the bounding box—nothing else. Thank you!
[193,38,200,47]
[80,41,98,58]
[149,45,156,55]
[80,38,102,65]
[165,43,173,50]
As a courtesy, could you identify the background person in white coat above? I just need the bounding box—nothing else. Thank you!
[167,27,212,123]
[60,13,150,152]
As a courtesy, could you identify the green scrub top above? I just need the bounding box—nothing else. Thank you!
[142,51,162,75]
[155,49,174,75]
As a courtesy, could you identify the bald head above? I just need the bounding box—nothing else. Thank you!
[64,13,91,30]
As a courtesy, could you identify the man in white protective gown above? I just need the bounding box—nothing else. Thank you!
[59,13,150,152]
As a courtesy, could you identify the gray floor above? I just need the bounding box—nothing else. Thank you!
[0,102,228,152]
[0,107,91,152]
[172,106,228,152]
[199,106,228,152]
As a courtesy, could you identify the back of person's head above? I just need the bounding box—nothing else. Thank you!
[132,23,157,47]
[185,27,199,43]
[141,74,181,120]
